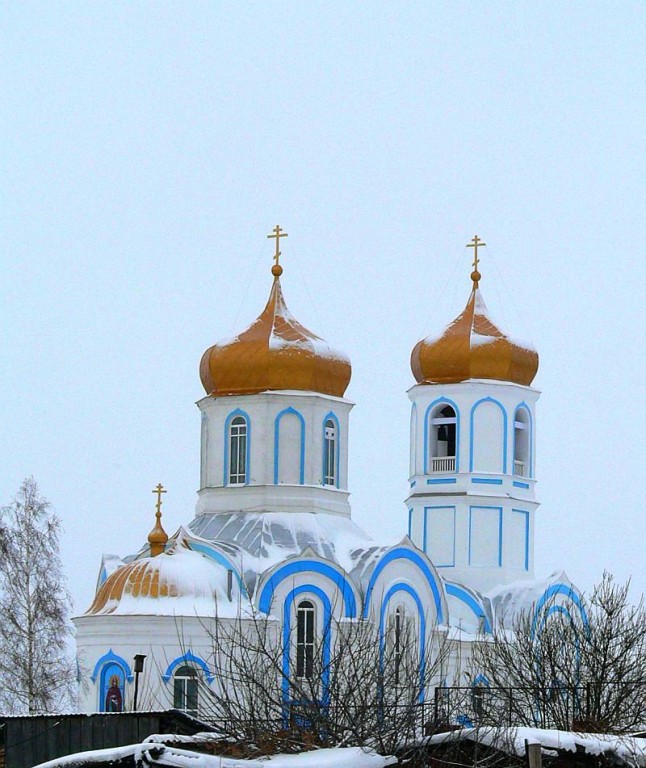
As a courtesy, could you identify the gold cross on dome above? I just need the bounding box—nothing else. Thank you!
[152,483,167,516]
[267,225,288,268]
[466,235,486,272]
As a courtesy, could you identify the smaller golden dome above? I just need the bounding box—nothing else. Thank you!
[84,544,229,616]
[411,287,539,386]
[200,273,351,398]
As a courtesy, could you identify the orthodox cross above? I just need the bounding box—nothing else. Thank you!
[466,235,486,272]
[152,483,167,516]
[267,225,288,268]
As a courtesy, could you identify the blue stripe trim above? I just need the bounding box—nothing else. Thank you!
[410,480,417,488]
[469,397,507,473]
[531,583,589,639]
[274,407,306,485]
[446,584,492,633]
[363,547,444,623]
[379,584,427,702]
[408,508,413,538]
[258,560,357,618]
[513,480,530,489]
[163,651,214,684]
[423,398,460,474]
[471,478,503,485]
[468,506,503,567]
[427,478,457,485]
[424,506,456,567]
[511,508,530,571]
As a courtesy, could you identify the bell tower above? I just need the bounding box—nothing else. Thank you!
[407,238,540,593]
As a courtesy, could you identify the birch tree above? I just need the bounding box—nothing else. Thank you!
[0,477,76,714]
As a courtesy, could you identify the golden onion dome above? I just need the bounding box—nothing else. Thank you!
[200,269,351,398]
[411,285,539,387]
[84,545,230,616]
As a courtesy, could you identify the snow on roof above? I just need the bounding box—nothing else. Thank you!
[189,510,374,576]
[429,727,646,765]
[33,744,396,768]
[486,571,576,628]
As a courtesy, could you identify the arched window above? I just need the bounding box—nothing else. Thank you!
[229,416,247,484]
[173,665,198,715]
[514,408,530,477]
[430,405,456,472]
[296,600,316,679]
[323,419,337,486]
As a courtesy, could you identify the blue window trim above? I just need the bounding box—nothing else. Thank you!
[258,559,357,618]
[511,508,530,571]
[446,583,492,633]
[363,547,444,623]
[407,508,413,538]
[424,506,456,567]
[423,397,460,474]
[513,403,533,478]
[379,584,426,702]
[321,412,341,488]
[223,408,251,486]
[91,649,133,683]
[281,585,332,713]
[469,397,507,473]
[274,407,306,485]
[163,651,214,684]
[468,506,503,567]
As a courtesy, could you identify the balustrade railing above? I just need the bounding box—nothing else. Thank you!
[431,456,456,473]
[514,459,526,477]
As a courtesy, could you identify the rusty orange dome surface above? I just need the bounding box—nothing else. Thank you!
[411,287,539,386]
[200,275,351,398]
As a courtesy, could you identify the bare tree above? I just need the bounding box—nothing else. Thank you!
[0,477,76,714]
[194,606,452,756]
[468,573,646,733]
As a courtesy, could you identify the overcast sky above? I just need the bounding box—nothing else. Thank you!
[2,2,645,616]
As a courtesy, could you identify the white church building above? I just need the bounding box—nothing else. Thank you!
[73,231,587,717]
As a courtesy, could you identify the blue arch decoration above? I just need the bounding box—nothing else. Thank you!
[362,547,444,623]
[163,651,214,684]
[321,412,341,488]
[282,585,332,713]
[186,540,247,596]
[380,583,427,702]
[531,583,589,639]
[223,408,251,486]
[423,397,461,474]
[274,407,306,485]
[473,673,491,687]
[469,397,508,473]
[513,403,533,478]
[446,583,492,633]
[258,559,357,618]
[91,649,133,683]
